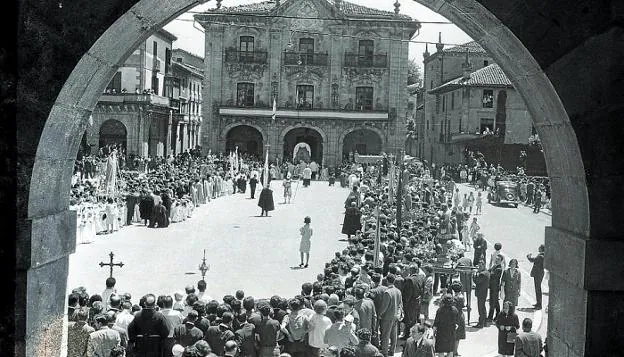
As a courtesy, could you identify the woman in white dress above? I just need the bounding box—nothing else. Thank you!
[298,216,313,268]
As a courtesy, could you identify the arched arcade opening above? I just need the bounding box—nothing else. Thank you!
[98,119,127,154]
[283,127,323,164]
[225,125,263,159]
[342,128,382,161]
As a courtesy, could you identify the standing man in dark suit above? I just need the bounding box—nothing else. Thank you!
[474,262,490,328]
[249,174,259,200]
[400,265,424,339]
[234,312,256,357]
[527,244,545,310]
[377,274,403,357]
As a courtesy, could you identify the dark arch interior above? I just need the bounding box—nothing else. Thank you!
[226,125,263,159]
[283,127,323,163]
[342,129,382,160]
[99,119,127,152]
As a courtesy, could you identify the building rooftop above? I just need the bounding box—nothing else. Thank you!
[173,48,204,61]
[157,28,178,42]
[204,0,413,20]
[429,63,513,94]
[443,40,488,55]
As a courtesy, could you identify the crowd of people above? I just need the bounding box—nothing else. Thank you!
[66,152,547,357]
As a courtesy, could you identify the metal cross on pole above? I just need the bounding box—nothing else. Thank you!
[99,251,124,278]
[198,249,210,281]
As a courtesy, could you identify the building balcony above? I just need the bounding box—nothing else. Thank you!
[224,49,268,64]
[343,53,388,68]
[98,93,171,107]
[218,104,388,120]
[283,52,329,66]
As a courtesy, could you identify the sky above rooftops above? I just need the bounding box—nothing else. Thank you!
[163,0,473,77]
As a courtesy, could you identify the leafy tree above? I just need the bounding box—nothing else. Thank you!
[407,59,423,87]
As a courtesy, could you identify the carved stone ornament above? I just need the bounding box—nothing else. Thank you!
[291,1,323,32]
[343,67,388,85]
[225,62,267,80]
[284,65,327,80]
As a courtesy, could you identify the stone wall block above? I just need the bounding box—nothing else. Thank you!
[30,210,77,270]
[544,227,586,287]
[547,274,588,357]
[548,175,590,237]
[27,158,74,219]
[25,257,70,357]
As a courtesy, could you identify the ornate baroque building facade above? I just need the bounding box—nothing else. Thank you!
[196,0,420,165]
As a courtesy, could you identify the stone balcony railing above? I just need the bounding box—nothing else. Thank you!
[218,105,389,120]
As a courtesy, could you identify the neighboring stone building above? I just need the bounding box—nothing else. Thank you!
[169,49,204,154]
[195,0,420,164]
[87,29,203,158]
[419,38,544,173]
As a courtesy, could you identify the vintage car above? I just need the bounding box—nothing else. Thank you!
[488,180,520,207]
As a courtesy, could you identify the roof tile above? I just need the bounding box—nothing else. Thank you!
[430,63,513,93]
[208,0,412,20]
[443,40,487,55]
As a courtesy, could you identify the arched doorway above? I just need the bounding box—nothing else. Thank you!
[98,119,127,152]
[342,128,382,161]
[225,125,263,159]
[22,0,606,355]
[283,127,323,164]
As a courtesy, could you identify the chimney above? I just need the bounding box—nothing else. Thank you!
[435,32,444,53]
[423,43,430,60]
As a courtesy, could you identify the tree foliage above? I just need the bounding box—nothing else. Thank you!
[407,59,423,87]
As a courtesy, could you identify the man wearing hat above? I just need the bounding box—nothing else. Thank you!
[354,328,380,357]
[324,309,359,354]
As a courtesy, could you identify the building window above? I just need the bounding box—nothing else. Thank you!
[356,87,373,111]
[482,89,494,108]
[236,83,255,107]
[442,95,446,112]
[151,75,159,95]
[480,118,495,134]
[430,80,433,89]
[331,83,339,109]
[239,36,255,62]
[531,125,537,136]
[296,85,314,109]
[165,48,171,74]
[358,40,374,66]
[299,38,315,64]
[427,120,429,131]
[451,92,455,110]
[483,60,489,67]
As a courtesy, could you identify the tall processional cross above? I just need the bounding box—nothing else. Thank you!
[99,251,124,278]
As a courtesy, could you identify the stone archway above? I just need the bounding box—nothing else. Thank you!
[338,126,386,162]
[279,124,328,164]
[21,0,594,355]
[224,124,264,159]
